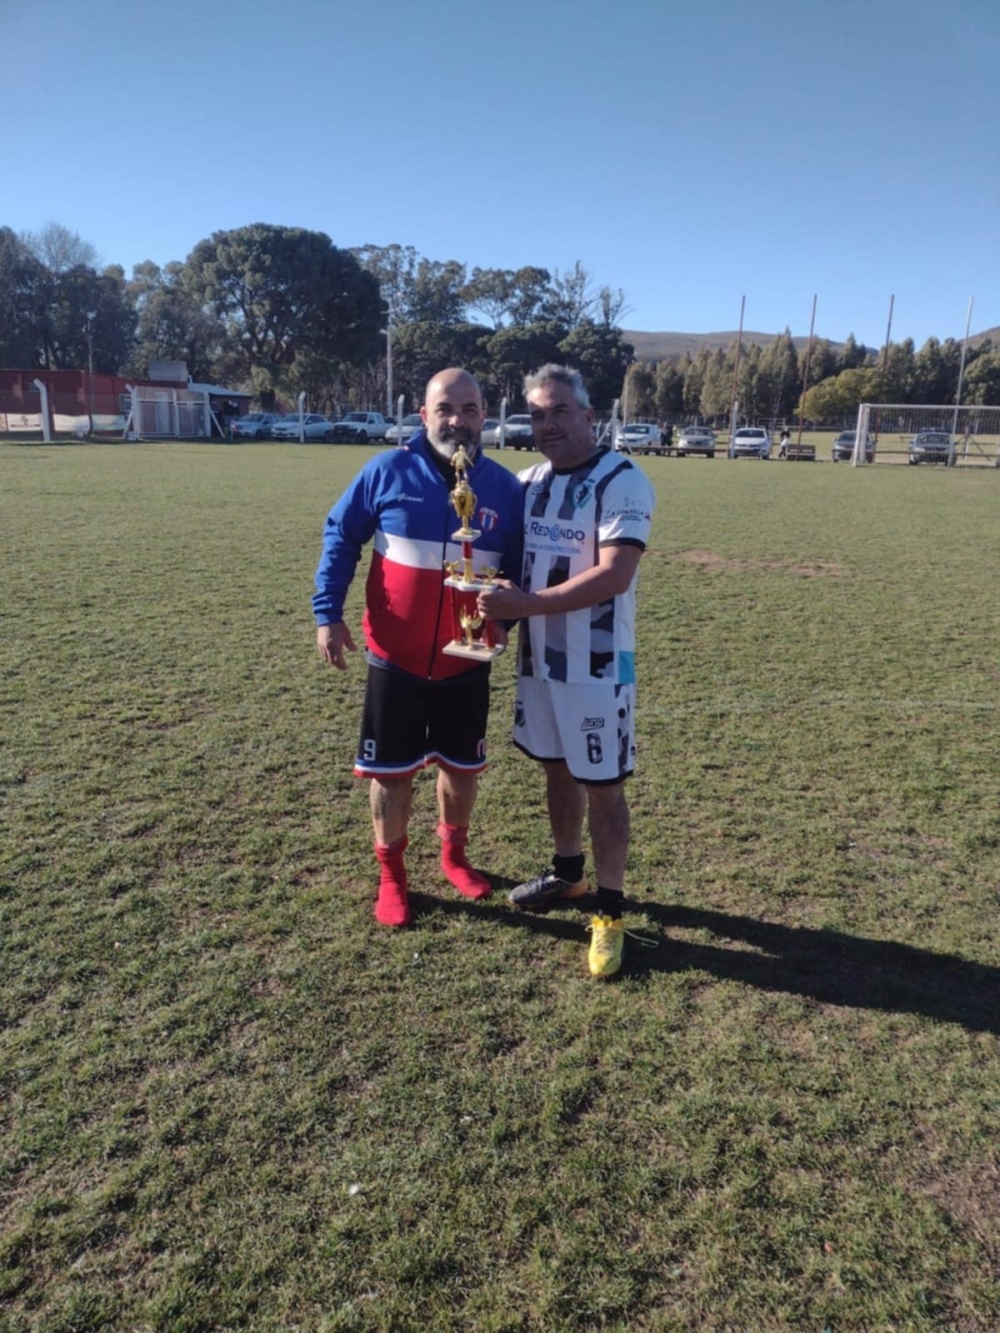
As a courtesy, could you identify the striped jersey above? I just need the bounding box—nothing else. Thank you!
[517,448,655,684]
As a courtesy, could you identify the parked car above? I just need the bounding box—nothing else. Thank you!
[271,413,336,441]
[730,427,771,459]
[330,411,389,443]
[615,422,663,455]
[832,430,875,463]
[481,417,501,447]
[675,426,716,458]
[908,430,954,465]
[230,412,281,440]
[384,413,423,445]
[502,414,535,448]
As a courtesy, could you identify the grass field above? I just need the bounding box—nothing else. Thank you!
[2,440,999,1332]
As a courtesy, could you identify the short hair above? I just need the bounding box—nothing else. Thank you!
[523,363,591,410]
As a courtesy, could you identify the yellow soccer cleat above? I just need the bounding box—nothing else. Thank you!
[587,914,625,978]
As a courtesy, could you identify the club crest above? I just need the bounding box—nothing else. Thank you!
[571,480,595,509]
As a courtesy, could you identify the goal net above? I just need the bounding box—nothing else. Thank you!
[853,403,1000,467]
[121,385,218,440]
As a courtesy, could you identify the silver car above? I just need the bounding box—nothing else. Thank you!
[384,413,423,445]
[481,418,501,447]
[676,426,716,458]
[730,427,771,459]
[502,414,535,449]
[230,412,281,440]
[615,422,663,455]
[271,413,335,441]
[908,431,954,465]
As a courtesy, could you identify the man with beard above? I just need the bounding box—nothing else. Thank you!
[313,368,524,927]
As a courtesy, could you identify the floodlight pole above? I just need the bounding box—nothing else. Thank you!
[297,391,306,444]
[797,295,817,448]
[498,396,508,450]
[952,295,973,462]
[85,310,95,434]
[728,294,745,440]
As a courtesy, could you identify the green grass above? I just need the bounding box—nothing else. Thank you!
[2,441,999,1332]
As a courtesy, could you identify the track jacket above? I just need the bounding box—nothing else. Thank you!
[313,431,525,680]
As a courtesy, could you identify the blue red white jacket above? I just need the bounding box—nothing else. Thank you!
[313,430,525,680]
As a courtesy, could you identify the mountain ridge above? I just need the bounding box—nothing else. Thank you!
[623,326,1000,362]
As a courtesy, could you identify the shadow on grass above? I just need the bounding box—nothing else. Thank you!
[429,889,1000,1035]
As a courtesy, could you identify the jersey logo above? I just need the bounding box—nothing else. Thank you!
[581,716,605,730]
[571,480,595,509]
[478,506,498,532]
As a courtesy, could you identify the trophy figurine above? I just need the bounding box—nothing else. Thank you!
[442,445,503,660]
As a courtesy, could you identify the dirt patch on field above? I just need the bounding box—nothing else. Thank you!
[677,549,850,577]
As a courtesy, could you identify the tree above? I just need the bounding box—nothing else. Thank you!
[654,359,685,418]
[557,321,634,411]
[185,224,382,395]
[43,263,134,373]
[407,258,468,324]
[390,322,492,410]
[462,267,516,328]
[482,321,565,405]
[757,330,799,422]
[801,366,879,422]
[21,222,98,274]
[125,260,224,382]
[0,227,47,366]
[961,346,1000,406]
[623,362,656,417]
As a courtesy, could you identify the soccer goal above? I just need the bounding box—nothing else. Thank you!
[852,403,1000,467]
[121,385,219,440]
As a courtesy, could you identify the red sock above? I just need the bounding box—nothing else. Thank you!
[374,836,410,926]
[437,823,491,900]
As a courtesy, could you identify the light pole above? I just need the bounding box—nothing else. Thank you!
[381,320,393,420]
[85,311,95,433]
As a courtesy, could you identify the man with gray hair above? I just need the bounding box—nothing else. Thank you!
[478,364,656,977]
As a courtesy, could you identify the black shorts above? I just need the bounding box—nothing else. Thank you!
[354,663,490,779]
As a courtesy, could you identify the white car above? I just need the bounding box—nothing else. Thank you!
[271,413,335,441]
[384,413,423,445]
[615,423,663,455]
[331,411,389,443]
[481,417,501,447]
[730,427,771,459]
[502,414,535,449]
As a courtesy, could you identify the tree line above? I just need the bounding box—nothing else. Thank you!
[624,330,1000,428]
[0,224,632,413]
[2,221,997,420]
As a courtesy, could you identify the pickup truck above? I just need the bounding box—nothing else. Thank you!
[330,411,389,443]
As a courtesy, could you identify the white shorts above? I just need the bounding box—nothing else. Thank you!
[513,676,636,785]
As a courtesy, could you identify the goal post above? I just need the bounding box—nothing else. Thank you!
[852,403,1000,467]
[121,385,216,440]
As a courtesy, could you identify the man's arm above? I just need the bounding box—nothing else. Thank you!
[478,543,642,620]
[312,467,379,666]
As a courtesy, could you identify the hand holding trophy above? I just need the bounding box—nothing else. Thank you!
[442,446,503,660]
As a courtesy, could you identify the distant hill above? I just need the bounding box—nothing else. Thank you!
[622,330,811,361]
[622,327,999,362]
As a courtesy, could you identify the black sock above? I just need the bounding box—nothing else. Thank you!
[554,853,585,885]
[595,887,624,919]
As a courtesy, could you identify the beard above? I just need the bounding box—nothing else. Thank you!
[426,423,480,461]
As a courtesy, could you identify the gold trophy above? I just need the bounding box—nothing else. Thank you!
[442,445,503,660]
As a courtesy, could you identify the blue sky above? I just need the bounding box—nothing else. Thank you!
[2,0,997,348]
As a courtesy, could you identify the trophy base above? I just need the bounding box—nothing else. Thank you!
[442,640,504,661]
[444,575,493,592]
